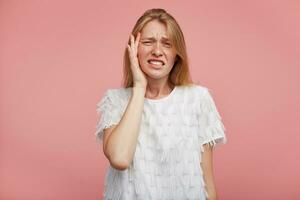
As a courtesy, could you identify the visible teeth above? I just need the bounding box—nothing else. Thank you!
[149,60,163,65]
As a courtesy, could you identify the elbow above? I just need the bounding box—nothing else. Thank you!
[104,148,130,170]
[103,140,131,170]
[108,156,130,170]
[206,193,218,200]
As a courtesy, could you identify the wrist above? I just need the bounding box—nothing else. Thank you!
[132,86,146,96]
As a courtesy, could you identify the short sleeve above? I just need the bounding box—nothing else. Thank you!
[94,90,122,143]
[198,88,227,150]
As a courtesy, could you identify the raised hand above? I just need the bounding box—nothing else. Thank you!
[126,32,147,89]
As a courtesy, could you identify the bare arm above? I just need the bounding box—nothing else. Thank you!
[102,87,145,170]
[201,144,218,200]
[102,32,147,171]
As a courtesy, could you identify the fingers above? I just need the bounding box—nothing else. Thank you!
[127,34,134,55]
[130,34,135,49]
[135,32,141,48]
[127,32,140,56]
[128,32,142,60]
[126,44,131,55]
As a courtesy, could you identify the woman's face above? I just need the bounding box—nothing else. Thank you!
[137,20,177,81]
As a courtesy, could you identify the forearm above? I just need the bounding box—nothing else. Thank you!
[201,144,218,200]
[205,179,218,200]
[105,87,145,166]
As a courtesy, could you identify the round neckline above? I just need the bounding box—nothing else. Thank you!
[144,86,178,103]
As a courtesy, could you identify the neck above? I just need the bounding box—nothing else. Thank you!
[145,78,174,99]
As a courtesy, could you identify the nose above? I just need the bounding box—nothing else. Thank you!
[152,42,163,57]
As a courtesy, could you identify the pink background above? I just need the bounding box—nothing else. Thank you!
[1,1,300,199]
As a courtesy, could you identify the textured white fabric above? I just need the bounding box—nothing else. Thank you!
[95,84,227,200]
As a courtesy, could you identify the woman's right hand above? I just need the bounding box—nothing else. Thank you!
[127,32,147,89]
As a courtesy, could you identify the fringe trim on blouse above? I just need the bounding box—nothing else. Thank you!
[198,88,227,151]
[95,90,121,142]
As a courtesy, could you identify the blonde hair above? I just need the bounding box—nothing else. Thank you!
[122,8,195,88]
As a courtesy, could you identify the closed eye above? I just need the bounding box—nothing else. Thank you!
[142,41,172,48]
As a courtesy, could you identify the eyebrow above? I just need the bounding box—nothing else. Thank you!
[141,37,171,41]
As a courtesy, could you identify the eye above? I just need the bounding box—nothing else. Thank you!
[164,42,172,47]
[142,41,151,45]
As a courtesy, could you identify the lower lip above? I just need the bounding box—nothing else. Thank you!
[148,62,164,69]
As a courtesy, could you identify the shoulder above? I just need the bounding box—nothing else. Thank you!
[102,87,132,106]
[105,87,131,98]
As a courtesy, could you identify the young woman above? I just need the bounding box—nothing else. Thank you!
[95,8,227,200]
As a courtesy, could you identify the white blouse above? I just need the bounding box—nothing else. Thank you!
[95,84,227,200]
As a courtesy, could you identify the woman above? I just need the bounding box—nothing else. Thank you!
[95,8,227,200]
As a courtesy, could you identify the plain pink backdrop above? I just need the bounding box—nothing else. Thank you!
[1,1,300,199]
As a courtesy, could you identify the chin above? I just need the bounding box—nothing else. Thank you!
[144,70,170,80]
[141,63,172,79]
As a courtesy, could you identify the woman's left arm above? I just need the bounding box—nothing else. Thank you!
[201,143,218,200]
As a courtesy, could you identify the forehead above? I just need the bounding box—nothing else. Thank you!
[141,20,170,39]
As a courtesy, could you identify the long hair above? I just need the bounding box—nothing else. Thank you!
[122,8,195,88]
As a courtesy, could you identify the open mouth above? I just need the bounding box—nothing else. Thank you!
[147,59,165,66]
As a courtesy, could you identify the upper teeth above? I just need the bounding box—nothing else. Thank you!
[149,60,164,65]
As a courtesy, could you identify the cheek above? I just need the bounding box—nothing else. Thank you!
[138,50,153,65]
[166,53,177,62]
[137,47,147,59]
